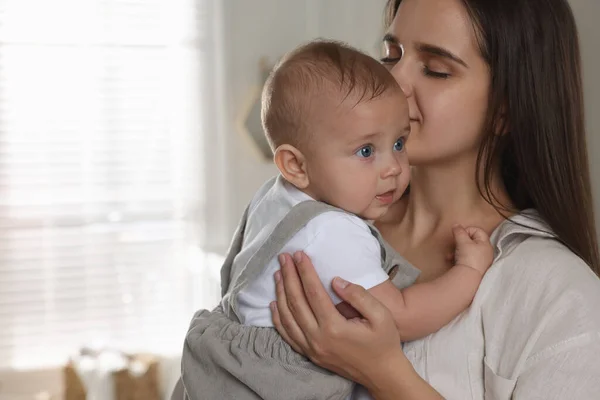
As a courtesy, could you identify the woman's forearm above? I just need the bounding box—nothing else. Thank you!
[365,349,444,400]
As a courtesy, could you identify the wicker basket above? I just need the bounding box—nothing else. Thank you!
[63,351,160,400]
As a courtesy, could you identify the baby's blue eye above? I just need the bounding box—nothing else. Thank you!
[356,145,374,158]
[394,138,405,152]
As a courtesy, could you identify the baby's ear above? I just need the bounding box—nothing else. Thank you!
[273,144,310,189]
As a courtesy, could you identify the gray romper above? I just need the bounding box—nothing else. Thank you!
[171,178,420,400]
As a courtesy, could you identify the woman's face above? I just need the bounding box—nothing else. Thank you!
[383,0,490,166]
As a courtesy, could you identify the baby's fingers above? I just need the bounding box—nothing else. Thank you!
[452,224,472,245]
[465,226,490,244]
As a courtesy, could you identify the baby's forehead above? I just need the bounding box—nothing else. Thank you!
[314,90,409,137]
[307,98,372,138]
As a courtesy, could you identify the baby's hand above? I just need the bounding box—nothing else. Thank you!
[452,224,494,276]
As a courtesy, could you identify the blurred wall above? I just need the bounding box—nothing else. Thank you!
[571,0,600,230]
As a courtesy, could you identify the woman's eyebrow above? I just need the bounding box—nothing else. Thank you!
[416,42,469,68]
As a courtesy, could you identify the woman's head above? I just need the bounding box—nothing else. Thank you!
[382,0,491,167]
[384,0,600,274]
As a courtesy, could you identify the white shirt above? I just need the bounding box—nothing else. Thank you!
[353,210,600,399]
[234,176,389,327]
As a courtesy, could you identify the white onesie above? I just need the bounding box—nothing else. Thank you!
[231,175,390,327]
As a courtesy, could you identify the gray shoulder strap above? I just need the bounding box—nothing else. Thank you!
[367,223,421,289]
[220,204,250,298]
[219,176,279,297]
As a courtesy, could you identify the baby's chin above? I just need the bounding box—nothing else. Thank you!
[373,199,407,224]
[359,207,392,222]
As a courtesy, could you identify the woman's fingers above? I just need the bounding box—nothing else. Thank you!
[279,253,320,334]
[272,253,322,352]
[273,264,310,352]
[331,277,390,327]
[293,251,344,326]
[270,301,304,355]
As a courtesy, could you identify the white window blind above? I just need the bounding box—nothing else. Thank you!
[0,0,223,369]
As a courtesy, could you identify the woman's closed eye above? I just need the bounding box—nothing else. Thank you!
[380,56,400,66]
[423,65,450,79]
[380,40,403,66]
[422,58,451,79]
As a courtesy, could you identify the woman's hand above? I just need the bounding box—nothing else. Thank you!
[270,251,405,386]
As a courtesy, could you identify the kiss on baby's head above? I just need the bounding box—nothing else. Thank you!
[260,40,411,220]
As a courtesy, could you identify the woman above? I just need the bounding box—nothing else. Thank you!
[271,0,600,398]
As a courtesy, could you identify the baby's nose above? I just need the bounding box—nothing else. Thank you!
[382,157,402,178]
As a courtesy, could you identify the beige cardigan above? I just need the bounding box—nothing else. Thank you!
[398,210,600,399]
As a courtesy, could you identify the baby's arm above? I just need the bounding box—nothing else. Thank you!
[304,215,492,342]
[356,225,493,341]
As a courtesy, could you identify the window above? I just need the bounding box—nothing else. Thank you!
[0,0,223,369]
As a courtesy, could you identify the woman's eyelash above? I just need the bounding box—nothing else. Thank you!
[380,57,399,63]
[380,54,450,78]
[423,66,450,79]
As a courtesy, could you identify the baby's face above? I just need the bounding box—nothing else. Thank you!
[305,90,410,220]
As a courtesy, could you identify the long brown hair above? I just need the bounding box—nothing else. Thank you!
[385,0,600,275]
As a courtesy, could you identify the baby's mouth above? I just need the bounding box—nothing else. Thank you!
[375,190,396,204]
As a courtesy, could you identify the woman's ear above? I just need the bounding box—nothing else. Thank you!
[273,144,310,189]
[495,106,510,136]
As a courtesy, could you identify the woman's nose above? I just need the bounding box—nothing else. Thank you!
[390,61,413,98]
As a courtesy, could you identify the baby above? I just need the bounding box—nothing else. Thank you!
[176,40,493,400]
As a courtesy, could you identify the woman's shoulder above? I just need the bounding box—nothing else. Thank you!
[482,210,600,372]
[495,233,600,317]
[491,209,598,294]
